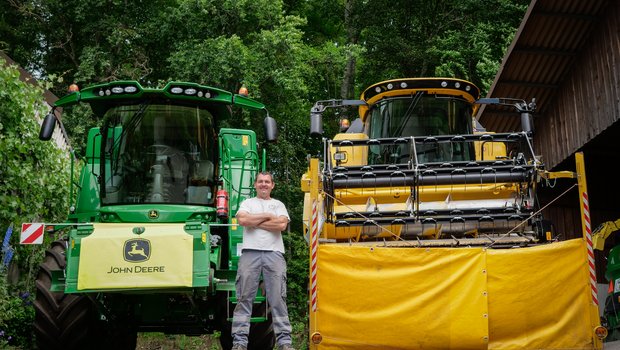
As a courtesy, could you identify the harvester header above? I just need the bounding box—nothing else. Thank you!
[301,77,606,349]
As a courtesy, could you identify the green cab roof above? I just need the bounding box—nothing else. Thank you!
[54,81,266,113]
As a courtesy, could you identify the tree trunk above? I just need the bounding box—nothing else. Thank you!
[341,0,359,99]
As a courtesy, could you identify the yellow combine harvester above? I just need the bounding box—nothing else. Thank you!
[301,78,606,349]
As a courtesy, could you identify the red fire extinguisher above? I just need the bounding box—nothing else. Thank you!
[216,189,229,219]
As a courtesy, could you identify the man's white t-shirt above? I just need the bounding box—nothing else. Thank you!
[237,197,290,253]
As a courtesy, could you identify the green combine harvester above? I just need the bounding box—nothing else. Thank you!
[32,81,278,350]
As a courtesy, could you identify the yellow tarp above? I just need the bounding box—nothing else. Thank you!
[78,223,193,290]
[311,239,600,349]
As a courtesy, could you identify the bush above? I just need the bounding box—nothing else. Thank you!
[284,231,310,349]
[0,56,71,348]
[0,271,35,349]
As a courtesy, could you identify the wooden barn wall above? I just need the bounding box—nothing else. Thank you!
[540,196,608,280]
[533,2,620,282]
[534,1,620,170]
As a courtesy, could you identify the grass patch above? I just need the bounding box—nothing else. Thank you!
[136,333,222,350]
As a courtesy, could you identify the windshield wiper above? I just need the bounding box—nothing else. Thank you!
[100,101,151,198]
[109,101,151,172]
[393,91,424,137]
[378,92,423,163]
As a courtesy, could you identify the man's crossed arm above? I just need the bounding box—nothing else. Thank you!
[236,211,288,232]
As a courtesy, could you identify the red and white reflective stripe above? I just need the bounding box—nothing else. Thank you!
[310,200,319,312]
[20,223,45,244]
[583,192,598,305]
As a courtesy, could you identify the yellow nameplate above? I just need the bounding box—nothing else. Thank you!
[78,223,193,290]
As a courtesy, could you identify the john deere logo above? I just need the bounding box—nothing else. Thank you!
[148,210,159,219]
[124,239,151,263]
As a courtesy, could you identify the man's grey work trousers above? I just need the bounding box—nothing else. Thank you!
[232,249,292,347]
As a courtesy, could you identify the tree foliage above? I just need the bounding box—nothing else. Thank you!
[0,58,71,231]
[0,0,530,347]
[354,0,528,93]
[0,58,71,349]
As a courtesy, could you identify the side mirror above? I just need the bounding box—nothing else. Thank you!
[521,111,534,134]
[39,112,57,141]
[475,97,536,134]
[310,112,323,137]
[264,116,278,142]
[517,99,536,134]
[308,99,366,137]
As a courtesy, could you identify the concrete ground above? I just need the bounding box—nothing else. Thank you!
[607,342,620,349]
[606,340,620,349]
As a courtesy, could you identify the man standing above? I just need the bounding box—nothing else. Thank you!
[231,172,294,350]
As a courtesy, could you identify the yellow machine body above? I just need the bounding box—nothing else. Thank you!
[302,78,603,349]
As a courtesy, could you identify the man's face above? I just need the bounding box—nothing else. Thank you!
[254,173,274,199]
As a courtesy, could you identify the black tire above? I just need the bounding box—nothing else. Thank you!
[34,240,137,350]
[247,300,275,350]
[34,240,96,350]
[219,284,276,350]
[219,304,234,350]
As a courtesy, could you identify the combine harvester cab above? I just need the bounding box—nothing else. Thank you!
[30,81,278,350]
[301,78,606,349]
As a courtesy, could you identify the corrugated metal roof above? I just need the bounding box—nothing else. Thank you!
[477,0,610,132]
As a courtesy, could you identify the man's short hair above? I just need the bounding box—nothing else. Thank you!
[255,171,274,183]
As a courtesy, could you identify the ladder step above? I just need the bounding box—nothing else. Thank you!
[229,296,266,304]
[227,316,269,322]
